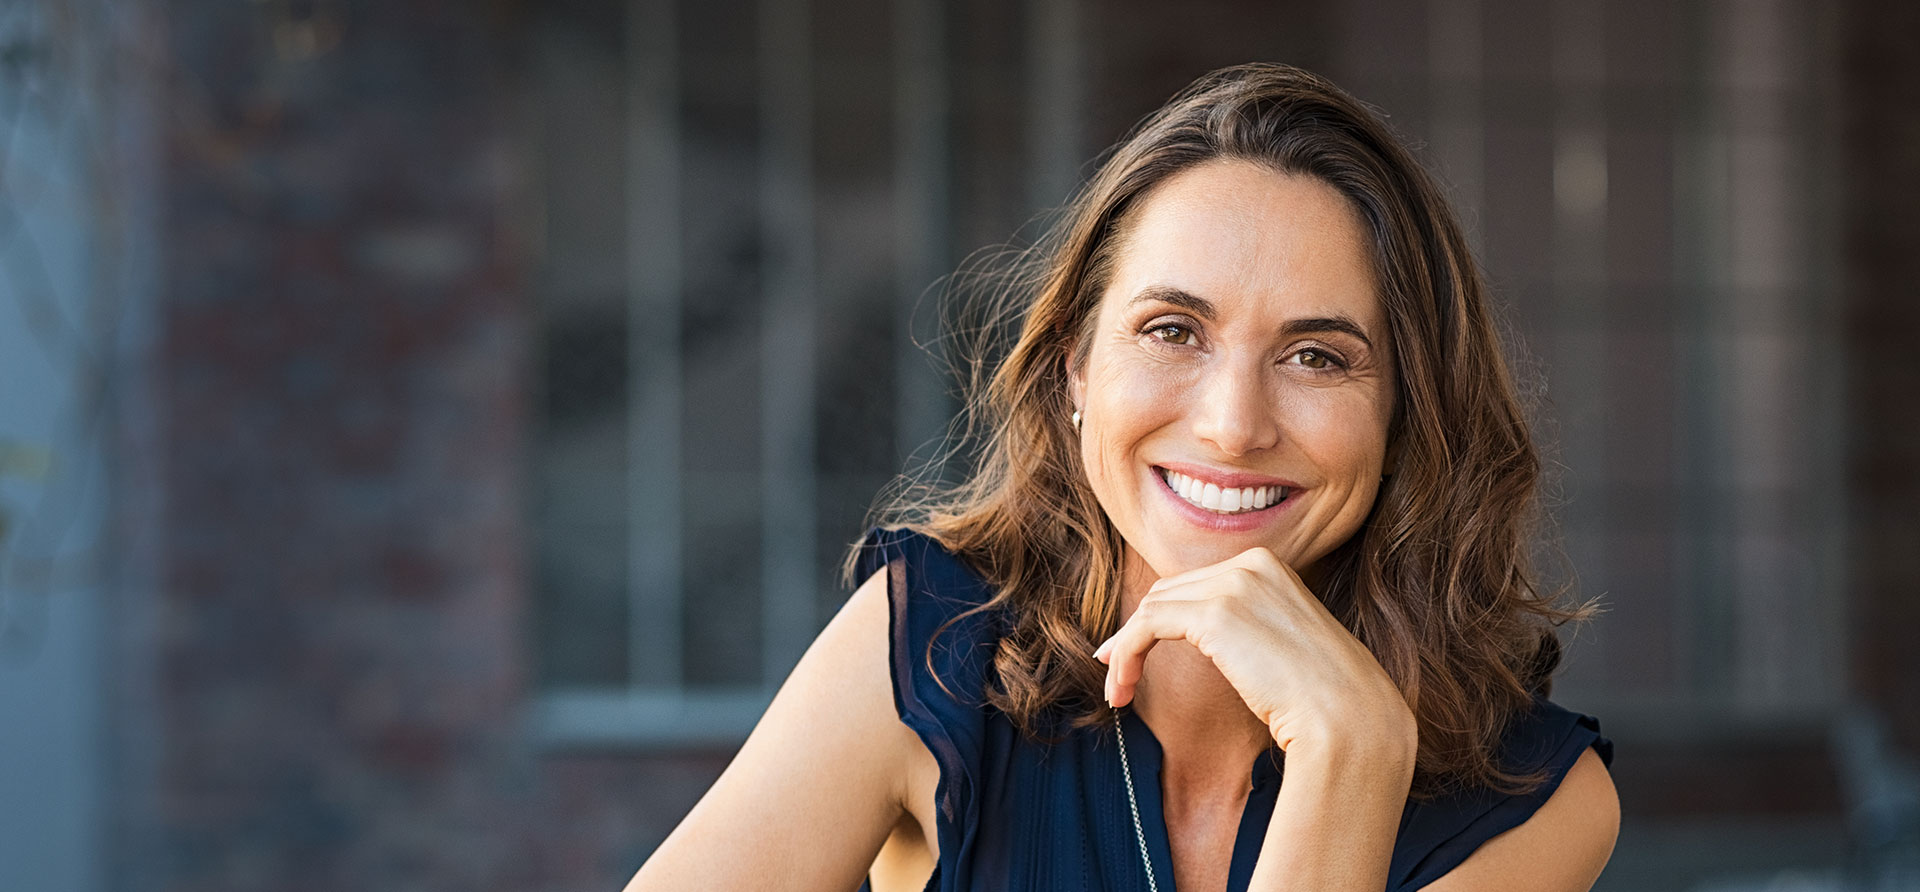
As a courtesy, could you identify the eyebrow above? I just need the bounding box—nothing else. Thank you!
[1127,285,1376,349]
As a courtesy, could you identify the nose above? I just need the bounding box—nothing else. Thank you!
[1189,360,1282,457]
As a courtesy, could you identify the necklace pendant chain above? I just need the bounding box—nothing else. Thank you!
[1114,714,1162,892]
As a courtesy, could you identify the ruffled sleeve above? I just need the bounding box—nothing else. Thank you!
[853,526,1004,891]
[1389,696,1614,891]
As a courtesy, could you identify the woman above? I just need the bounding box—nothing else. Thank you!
[629,63,1619,892]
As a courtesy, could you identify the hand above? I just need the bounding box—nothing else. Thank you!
[1093,546,1417,755]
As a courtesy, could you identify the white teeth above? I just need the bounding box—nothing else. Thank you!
[1159,468,1287,515]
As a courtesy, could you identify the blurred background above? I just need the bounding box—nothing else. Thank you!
[1,0,1917,889]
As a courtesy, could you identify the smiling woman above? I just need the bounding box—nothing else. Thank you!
[627,63,1618,892]
[1071,165,1396,569]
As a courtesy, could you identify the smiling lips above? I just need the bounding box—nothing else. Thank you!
[1156,467,1291,515]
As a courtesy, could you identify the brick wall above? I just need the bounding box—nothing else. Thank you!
[152,2,540,888]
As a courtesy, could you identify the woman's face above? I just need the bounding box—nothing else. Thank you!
[1069,159,1397,584]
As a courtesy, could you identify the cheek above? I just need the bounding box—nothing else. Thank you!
[1081,356,1187,485]
[1293,389,1393,479]
[1086,357,1186,440]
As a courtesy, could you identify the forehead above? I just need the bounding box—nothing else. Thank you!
[1101,160,1381,328]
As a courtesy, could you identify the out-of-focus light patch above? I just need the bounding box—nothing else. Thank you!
[271,8,344,62]
[0,442,53,481]
[1554,133,1608,219]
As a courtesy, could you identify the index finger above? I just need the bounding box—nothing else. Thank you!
[1145,545,1292,594]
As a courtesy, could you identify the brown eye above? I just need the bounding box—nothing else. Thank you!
[1296,349,1335,370]
[1151,324,1194,346]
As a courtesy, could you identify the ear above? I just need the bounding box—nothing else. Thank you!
[1066,352,1087,415]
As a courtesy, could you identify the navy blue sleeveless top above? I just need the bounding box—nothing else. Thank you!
[853,527,1613,892]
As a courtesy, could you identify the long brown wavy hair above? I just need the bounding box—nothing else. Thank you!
[848,63,1596,800]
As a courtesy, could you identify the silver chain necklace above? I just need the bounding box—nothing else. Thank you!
[1113,714,1162,892]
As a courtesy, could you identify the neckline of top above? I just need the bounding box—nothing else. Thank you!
[1116,707,1285,790]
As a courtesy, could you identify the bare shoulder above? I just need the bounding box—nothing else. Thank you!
[1422,746,1620,892]
[626,567,928,892]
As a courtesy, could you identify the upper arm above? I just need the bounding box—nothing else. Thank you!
[1420,746,1621,892]
[626,567,919,892]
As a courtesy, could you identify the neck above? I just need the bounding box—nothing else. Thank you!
[1118,548,1276,795]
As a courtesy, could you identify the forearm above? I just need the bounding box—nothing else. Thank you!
[1247,737,1415,892]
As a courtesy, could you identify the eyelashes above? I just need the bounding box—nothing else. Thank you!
[1139,320,1350,372]
[1291,347,1345,371]
[1146,322,1197,346]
